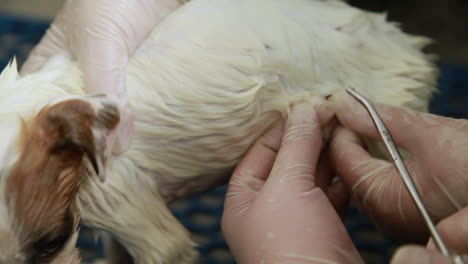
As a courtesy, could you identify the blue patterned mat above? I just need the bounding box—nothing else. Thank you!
[0,14,466,264]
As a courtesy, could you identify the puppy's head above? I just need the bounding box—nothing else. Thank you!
[0,96,119,263]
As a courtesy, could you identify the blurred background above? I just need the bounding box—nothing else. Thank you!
[0,0,466,263]
[349,0,468,65]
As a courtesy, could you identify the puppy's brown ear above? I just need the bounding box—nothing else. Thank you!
[44,99,101,175]
[42,98,120,180]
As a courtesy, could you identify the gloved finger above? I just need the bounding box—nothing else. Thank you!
[330,110,468,242]
[20,23,67,75]
[329,125,393,194]
[334,92,443,153]
[255,106,362,264]
[75,0,181,94]
[427,206,468,254]
[79,43,134,152]
[391,246,451,264]
[224,122,284,211]
[76,22,134,153]
[265,103,322,196]
[75,0,181,153]
[326,179,350,218]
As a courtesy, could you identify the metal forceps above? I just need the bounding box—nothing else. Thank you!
[346,87,466,264]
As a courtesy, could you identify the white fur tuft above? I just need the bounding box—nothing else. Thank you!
[0,55,84,119]
[0,58,19,89]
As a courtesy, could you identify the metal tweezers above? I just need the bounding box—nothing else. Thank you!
[346,87,465,264]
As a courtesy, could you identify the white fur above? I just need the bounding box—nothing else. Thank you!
[0,0,436,263]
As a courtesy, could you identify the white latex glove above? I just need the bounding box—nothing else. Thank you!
[391,245,468,264]
[222,104,362,264]
[21,0,182,154]
[391,200,468,263]
[330,93,468,244]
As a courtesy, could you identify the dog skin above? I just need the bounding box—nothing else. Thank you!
[0,0,437,263]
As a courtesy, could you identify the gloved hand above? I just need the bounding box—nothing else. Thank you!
[329,93,468,244]
[391,244,468,264]
[222,104,363,264]
[390,203,468,263]
[21,0,182,154]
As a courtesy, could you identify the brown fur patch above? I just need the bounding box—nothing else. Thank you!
[96,103,120,131]
[6,100,97,244]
